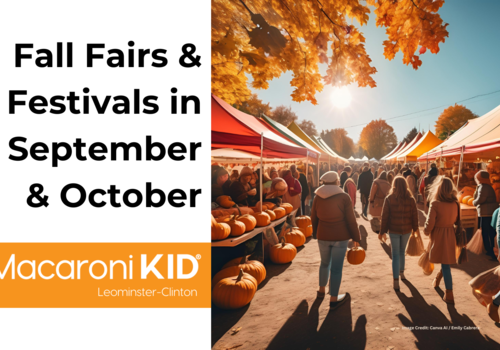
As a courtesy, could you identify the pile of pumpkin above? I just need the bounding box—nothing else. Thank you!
[212,215,314,309]
[458,186,475,206]
[211,195,296,241]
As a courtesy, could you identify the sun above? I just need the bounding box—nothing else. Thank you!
[331,87,352,109]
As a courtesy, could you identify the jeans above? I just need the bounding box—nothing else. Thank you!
[479,217,496,256]
[389,233,411,279]
[441,264,453,290]
[318,240,349,296]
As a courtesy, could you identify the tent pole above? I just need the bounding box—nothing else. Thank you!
[306,154,309,179]
[260,132,263,207]
[457,146,464,188]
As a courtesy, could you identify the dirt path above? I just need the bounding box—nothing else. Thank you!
[212,195,500,350]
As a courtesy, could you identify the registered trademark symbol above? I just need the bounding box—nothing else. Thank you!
[196,254,201,260]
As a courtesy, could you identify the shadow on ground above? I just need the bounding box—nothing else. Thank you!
[396,279,500,350]
[267,296,367,350]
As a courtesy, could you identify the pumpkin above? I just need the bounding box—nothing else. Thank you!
[282,227,306,247]
[251,201,267,212]
[270,237,297,264]
[281,203,293,214]
[221,256,266,284]
[298,225,313,238]
[295,216,312,229]
[347,246,366,265]
[462,195,472,204]
[423,262,435,275]
[273,207,286,219]
[467,198,474,206]
[263,202,276,210]
[216,195,235,208]
[238,214,257,232]
[212,265,241,288]
[265,209,276,221]
[211,215,231,241]
[215,215,232,223]
[212,269,257,309]
[252,212,271,227]
[228,219,246,237]
[458,187,475,202]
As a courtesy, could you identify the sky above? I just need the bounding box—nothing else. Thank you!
[249,0,500,144]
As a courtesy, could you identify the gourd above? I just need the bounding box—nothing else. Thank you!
[462,195,472,204]
[238,214,257,232]
[295,216,312,229]
[270,237,297,264]
[457,187,475,202]
[273,207,286,219]
[282,227,306,248]
[467,198,474,206]
[281,203,293,214]
[211,215,231,241]
[216,195,235,208]
[228,218,246,237]
[252,212,271,227]
[263,202,276,210]
[265,209,276,221]
[212,269,257,309]
[221,256,266,284]
[298,225,313,238]
[347,246,366,265]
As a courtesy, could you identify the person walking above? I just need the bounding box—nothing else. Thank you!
[358,164,374,219]
[343,167,357,209]
[297,165,310,215]
[473,170,499,259]
[424,164,439,207]
[406,166,418,199]
[369,171,391,232]
[379,176,419,290]
[424,177,460,304]
[311,171,361,308]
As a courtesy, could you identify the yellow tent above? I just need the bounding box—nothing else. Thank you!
[287,122,336,162]
[397,131,443,162]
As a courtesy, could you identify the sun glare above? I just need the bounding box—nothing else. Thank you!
[331,87,352,109]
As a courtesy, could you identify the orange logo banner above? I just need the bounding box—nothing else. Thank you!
[0,243,211,308]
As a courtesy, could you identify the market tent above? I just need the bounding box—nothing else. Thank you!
[386,133,423,163]
[211,148,307,163]
[212,95,317,159]
[259,114,322,158]
[381,141,405,161]
[287,122,337,161]
[349,156,355,160]
[362,156,369,161]
[397,131,443,162]
[418,104,500,162]
[370,158,377,161]
[314,136,349,163]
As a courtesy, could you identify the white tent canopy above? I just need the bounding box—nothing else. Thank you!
[211,148,306,163]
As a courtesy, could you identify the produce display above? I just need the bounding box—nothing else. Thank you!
[281,203,293,214]
[270,237,297,264]
[265,209,276,221]
[238,214,257,232]
[216,195,235,208]
[273,207,286,219]
[252,211,271,227]
[212,269,257,309]
[281,227,306,248]
[295,215,313,237]
[221,256,266,284]
[211,215,231,241]
[227,218,246,237]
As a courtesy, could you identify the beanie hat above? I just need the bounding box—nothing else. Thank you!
[320,171,339,184]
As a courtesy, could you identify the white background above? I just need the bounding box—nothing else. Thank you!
[0,0,210,348]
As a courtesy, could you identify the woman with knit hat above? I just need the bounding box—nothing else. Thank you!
[473,170,499,259]
[228,166,257,206]
[424,177,460,304]
[211,166,231,203]
[380,176,419,291]
[311,171,361,308]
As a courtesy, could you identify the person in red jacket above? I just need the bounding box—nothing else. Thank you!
[343,166,357,208]
[282,167,302,210]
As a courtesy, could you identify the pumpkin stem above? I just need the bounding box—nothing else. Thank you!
[236,268,244,282]
[280,237,286,247]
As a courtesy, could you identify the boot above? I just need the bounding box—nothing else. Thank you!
[432,270,443,288]
[487,303,500,323]
[443,289,455,304]
[393,279,400,291]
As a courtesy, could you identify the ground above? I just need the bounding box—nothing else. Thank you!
[212,194,500,350]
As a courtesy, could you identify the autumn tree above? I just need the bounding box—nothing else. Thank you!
[270,105,298,126]
[298,120,318,137]
[321,128,355,158]
[236,93,272,117]
[402,127,419,144]
[435,104,479,140]
[212,0,449,105]
[359,119,397,159]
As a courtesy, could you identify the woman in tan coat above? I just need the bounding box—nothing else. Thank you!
[379,176,419,290]
[311,171,361,308]
[424,176,459,304]
[368,171,391,223]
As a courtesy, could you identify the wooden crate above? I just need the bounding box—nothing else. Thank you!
[460,203,478,232]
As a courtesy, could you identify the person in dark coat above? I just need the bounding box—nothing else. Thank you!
[403,164,412,178]
[357,165,374,218]
[229,166,257,206]
[473,170,499,259]
[340,170,349,188]
[297,166,310,215]
[424,164,439,207]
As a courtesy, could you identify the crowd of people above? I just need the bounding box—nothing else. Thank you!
[211,159,500,322]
